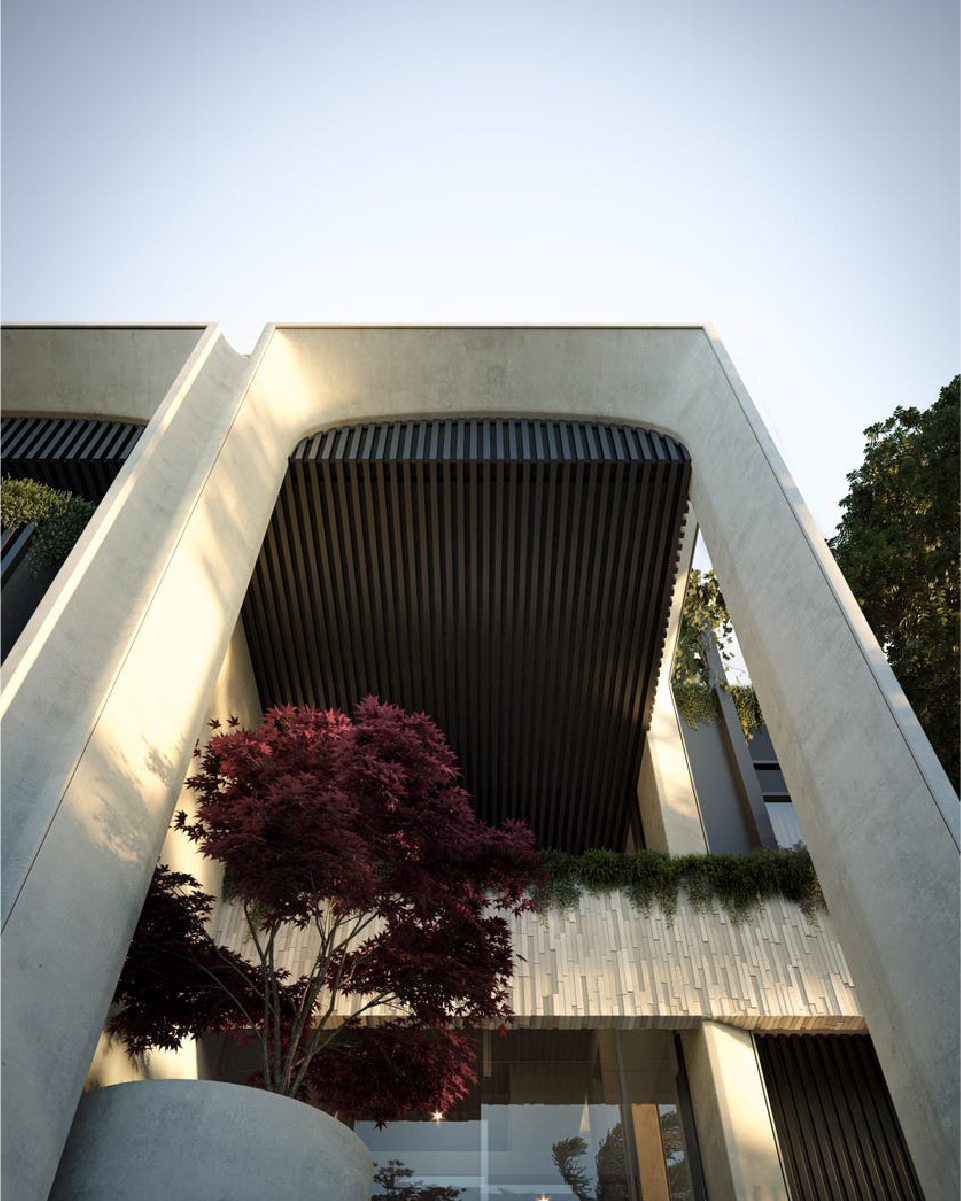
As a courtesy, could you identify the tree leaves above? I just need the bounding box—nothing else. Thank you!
[110,700,542,1124]
[829,376,960,792]
[0,476,96,571]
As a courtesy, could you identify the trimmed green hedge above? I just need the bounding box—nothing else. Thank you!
[1,477,96,572]
[533,847,824,922]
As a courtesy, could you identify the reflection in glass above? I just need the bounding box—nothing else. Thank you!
[552,1120,629,1200]
[657,1105,695,1201]
[372,1158,465,1200]
[356,1030,703,1200]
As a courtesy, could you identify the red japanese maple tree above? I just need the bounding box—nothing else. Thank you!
[109,699,540,1125]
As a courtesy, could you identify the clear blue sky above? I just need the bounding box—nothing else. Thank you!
[3,0,958,538]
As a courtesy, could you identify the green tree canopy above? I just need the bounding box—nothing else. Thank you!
[829,375,960,793]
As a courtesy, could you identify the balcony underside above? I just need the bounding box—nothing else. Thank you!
[241,419,691,851]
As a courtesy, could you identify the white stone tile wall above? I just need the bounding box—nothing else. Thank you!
[212,889,862,1031]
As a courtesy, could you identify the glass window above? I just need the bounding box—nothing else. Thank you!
[357,1029,703,1200]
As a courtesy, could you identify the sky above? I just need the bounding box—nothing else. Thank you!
[2,0,958,543]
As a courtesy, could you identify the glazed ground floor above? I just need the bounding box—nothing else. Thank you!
[194,1023,920,1201]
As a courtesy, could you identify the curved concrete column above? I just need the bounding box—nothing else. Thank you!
[257,325,960,1198]
[3,325,957,1201]
[49,1080,373,1201]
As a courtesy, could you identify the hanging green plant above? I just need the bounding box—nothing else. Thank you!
[672,678,719,728]
[731,684,764,741]
[1,477,97,572]
[670,566,765,739]
[533,846,824,923]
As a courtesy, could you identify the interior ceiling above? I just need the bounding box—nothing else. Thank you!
[241,418,690,852]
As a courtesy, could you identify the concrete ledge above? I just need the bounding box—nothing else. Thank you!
[49,1080,373,1201]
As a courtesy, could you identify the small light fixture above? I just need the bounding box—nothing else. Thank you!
[432,1110,444,1122]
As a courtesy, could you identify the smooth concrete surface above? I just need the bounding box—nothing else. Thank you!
[160,616,263,894]
[258,325,959,1199]
[85,618,263,1093]
[2,324,958,1201]
[49,1080,373,1201]
[0,325,206,422]
[681,1022,789,1201]
[1,326,258,1201]
[692,332,961,1201]
[637,512,707,854]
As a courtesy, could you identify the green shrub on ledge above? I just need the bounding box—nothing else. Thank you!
[534,847,824,922]
[671,679,719,728]
[1,477,96,571]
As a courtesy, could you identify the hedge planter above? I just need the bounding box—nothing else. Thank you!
[49,1079,373,1201]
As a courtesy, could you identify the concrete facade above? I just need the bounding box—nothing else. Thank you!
[1,324,958,1201]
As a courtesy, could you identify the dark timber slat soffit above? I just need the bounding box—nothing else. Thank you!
[1,416,145,503]
[756,1034,924,1201]
[241,419,691,852]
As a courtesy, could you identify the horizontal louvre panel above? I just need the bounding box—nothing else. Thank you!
[241,419,690,851]
[1,416,145,503]
[757,1034,924,1201]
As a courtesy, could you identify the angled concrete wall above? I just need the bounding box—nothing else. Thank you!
[258,324,958,1198]
[84,616,262,1093]
[637,511,707,854]
[2,325,957,1201]
[1,326,259,1201]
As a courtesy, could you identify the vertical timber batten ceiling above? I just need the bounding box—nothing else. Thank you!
[241,419,691,851]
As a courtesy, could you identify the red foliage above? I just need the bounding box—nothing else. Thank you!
[303,1022,478,1126]
[108,866,263,1057]
[111,700,541,1124]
